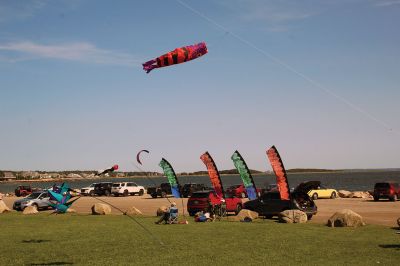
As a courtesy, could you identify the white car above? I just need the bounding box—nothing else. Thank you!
[80,183,97,196]
[111,182,145,196]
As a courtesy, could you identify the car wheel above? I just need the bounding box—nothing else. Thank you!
[373,196,379,201]
[139,189,144,196]
[312,193,318,200]
[235,204,242,215]
[32,203,39,211]
[151,194,157,198]
[123,190,129,197]
[241,192,246,198]
[114,193,119,197]
[105,190,110,197]
[265,215,273,219]
[330,192,337,199]
[391,194,398,201]
[89,191,95,196]
[307,214,313,220]
[161,191,167,198]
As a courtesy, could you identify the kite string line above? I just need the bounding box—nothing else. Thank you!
[130,162,173,205]
[90,195,165,246]
[175,0,396,133]
[132,161,187,218]
[132,162,187,219]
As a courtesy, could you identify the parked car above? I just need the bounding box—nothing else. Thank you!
[147,183,175,198]
[111,182,145,196]
[181,183,209,198]
[302,181,338,199]
[93,182,113,196]
[243,183,318,219]
[373,182,400,201]
[13,191,50,211]
[14,185,33,197]
[187,190,243,216]
[265,183,278,192]
[80,183,97,196]
[226,184,263,198]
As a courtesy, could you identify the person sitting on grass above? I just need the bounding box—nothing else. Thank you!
[155,202,178,224]
[194,211,214,222]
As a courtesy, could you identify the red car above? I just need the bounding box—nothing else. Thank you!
[373,182,400,201]
[14,186,33,197]
[187,190,243,216]
[226,184,263,198]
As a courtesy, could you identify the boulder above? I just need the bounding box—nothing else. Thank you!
[327,209,365,227]
[156,206,168,216]
[278,210,308,223]
[23,206,39,215]
[231,209,259,222]
[338,190,352,198]
[66,208,76,213]
[125,206,142,216]
[0,200,11,213]
[91,203,111,215]
[349,191,373,199]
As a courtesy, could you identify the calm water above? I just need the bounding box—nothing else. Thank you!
[1,171,399,193]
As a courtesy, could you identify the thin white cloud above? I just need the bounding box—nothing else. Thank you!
[0,41,142,66]
[374,0,400,6]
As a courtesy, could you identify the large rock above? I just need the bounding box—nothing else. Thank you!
[0,200,11,213]
[125,206,142,216]
[91,203,111,215]
[338,190,352,198]
[23,206,39,215]
[327,209,365,227]
[66,208,76,213]
[349,191,372,199]
[228,209,259,222]
[278,210,308,223]
[156,206,168,216]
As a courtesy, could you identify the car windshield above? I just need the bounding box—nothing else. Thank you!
[112,183,121,187]
[26,192,42,199]
[375,183,390,189]
[191,192,209,198]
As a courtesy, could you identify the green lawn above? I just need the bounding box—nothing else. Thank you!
[0,213,399,265]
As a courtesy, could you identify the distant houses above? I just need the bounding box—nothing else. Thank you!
[0,172,16,181]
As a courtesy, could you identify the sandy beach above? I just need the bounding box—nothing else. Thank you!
[3,195,399,227]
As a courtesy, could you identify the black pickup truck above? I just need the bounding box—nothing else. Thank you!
[147,183,174,198]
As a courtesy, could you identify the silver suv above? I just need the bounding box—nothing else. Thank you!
[13,191,50,211]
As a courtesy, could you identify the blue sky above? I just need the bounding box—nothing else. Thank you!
[0,0,399,172]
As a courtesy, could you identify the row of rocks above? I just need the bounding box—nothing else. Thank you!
[338,190,373,199]
[1,200,398,229]
[231,208,367,228]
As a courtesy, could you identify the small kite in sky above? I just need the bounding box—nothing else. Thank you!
[136,150,149,165]
[96,164,119,176]
[142,42,208,73]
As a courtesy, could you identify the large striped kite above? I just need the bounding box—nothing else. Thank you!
[142,42,208,73]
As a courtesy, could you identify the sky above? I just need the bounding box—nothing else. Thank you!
[0,0,399,172]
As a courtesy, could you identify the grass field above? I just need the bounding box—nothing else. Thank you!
[0,213,399,265]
